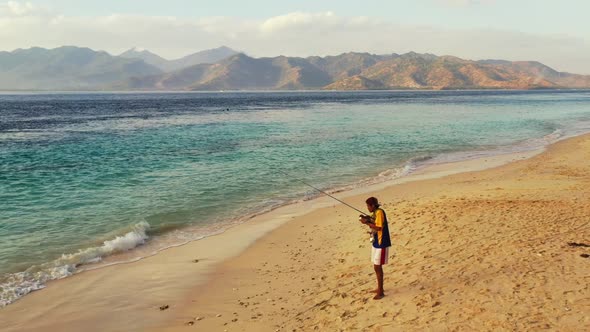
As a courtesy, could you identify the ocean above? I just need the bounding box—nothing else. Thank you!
[1,90,590,306]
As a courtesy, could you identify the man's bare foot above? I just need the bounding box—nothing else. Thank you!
[373,293,385,300]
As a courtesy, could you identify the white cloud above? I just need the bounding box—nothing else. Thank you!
[5,1,34,15]
[0,1,48,16]
[260,11,337,33]
[0,1,588,74]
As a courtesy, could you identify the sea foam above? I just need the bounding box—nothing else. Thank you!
[0,221,150,307]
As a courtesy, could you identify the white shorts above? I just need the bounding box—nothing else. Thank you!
[371,247,390,266]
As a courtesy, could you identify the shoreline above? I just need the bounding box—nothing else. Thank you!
[2,88,589,308]
[0,136,551,331]
[160,133,590,331]
[0,126,561,307]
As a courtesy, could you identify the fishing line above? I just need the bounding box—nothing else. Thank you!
[273,168,372,218]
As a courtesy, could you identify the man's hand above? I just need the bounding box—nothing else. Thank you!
[359,215,371,224]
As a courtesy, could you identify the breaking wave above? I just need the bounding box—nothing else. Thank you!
[0,221,150,307]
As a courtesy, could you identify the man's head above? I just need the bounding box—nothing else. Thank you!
[365,197,380,212]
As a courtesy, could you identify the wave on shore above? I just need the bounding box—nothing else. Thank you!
[0,222,150,307]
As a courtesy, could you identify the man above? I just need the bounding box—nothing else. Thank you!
[359,196,391,300]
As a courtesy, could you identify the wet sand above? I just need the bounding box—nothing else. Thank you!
[2,135,590,331]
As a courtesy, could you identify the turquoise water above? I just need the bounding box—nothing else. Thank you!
[1,90,590,306]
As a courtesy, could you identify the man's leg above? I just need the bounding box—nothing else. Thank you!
[373,264,384,300]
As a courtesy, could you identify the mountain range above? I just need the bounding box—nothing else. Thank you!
[1,46,589,91]
[0,46,238,90]
[119,46,237,72]
[0,46,162,90]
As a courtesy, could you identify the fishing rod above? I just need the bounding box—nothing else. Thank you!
[273,168,373,218]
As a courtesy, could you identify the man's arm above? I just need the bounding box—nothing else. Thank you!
[366,223,383,231]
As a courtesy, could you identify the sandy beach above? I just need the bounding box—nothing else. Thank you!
[2,134,590,331]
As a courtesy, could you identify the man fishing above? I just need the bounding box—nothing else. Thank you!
[359,197,391,300]
[273,169,392,299]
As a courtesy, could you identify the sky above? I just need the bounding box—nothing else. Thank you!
[1,0,589,73]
